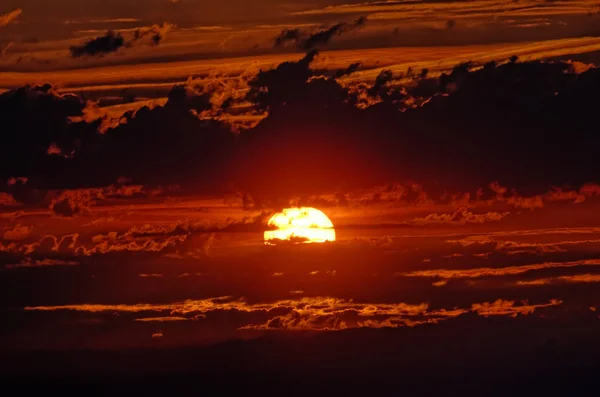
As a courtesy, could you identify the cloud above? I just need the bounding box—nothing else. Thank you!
[0,228,189,257]
[70,31,126,57]
[274,17,367,49]
[24,296,562,331]
[50,190,98,217]
[6,58,600,197]
[0,84,100,190]
[0,42,13,59]
[517,274,600,286]
[0,8,22,27]
[411,207,510,225]
[134,316,188,322]
[131,23,174,46]
[2,224,32,241]
[398,259,600,280]
[447,235,600,255]
[4,258,79,270]
[0,193,17,206]
[472,299,562,317]
[69,23,173,57]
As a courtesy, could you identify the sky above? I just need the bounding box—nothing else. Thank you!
[2,0,600,391]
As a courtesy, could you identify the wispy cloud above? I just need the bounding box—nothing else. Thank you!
[447,235,600,255]
[410,208,509,225]
[5,258,79,270]
[24,296,562,331]
[398,259,600,280]
[517,273,600,286]
[0,8,22,28]
[64,18,141,25]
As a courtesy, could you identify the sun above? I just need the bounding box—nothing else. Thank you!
[264,207,336,245]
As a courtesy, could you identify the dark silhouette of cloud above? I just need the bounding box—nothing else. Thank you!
[4,55,600,198]
[70,23,173,57]
[70,31,125,57]
[274,17,367,49]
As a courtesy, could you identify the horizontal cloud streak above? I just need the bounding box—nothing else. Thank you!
[398,259,600,280]
[517,273,600,286]
[24,296,562,331]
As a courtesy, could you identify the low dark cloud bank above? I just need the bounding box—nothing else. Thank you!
[2,54,600,200]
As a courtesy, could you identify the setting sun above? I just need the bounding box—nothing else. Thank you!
[264,207,336,245]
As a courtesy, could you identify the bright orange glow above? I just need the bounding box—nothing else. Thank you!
[264,207,336,245]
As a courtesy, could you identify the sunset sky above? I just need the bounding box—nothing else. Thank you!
[2,1,600,393]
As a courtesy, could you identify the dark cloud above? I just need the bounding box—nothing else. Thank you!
[70,31,125,57]
[70,23,173,57]
[274,17,367,50]
[4,55,600,199]
[0,84,100,192]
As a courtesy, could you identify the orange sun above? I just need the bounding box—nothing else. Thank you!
[264,207,336,245]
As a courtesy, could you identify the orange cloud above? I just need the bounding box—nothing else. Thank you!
[134,317,188,322]
[472,299,562,317]
[0,8,22,28]
[447,234,600,255]
[411,207,509,225]
[0,193,17,206]
[25,296,562,331]
[0,229,189,257]
[1,224,32,241]
[399,259,600,279]
[517,274,600,286]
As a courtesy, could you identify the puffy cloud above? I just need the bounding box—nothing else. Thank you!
[6,58,600,198]
[0,84,101,191]
[2,224,32,241]
[0,227,189,257]
[0,193,16,206]
[50,189,98,217]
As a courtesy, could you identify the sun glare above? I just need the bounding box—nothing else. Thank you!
[264,207,336,245]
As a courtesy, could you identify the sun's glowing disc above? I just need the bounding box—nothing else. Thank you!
[264,207,336,245]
